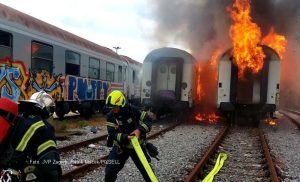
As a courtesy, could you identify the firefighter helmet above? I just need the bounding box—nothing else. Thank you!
[106,90,126,107]
[19,91,55,118]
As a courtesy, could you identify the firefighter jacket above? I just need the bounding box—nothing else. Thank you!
[106,104,152,147]
[0,114,61,181]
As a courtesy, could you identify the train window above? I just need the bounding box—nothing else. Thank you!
[132,70,136,83]
[123,67,127,81]
[0,30,13,59]
[89,57,100,79]
[31,41,53,73]
[106,62,115,82]
[118,66,122,82]
[160,66,166,73]
[65,50,80,76]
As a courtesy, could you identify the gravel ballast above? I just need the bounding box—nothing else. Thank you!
[261,112,300,182]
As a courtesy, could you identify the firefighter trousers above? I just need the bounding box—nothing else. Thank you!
[104,145,152,182]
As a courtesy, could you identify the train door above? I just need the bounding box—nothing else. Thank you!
[156,62,177,91]
[151,58,183,103]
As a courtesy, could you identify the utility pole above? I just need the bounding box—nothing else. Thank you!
[113,46,121,54]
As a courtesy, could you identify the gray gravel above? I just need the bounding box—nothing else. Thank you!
[56,126,107,148]
[75,123,223,182]
[260,111,300,182]
[61,121,178,172]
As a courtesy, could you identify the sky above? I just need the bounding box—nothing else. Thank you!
[0,0,158,63]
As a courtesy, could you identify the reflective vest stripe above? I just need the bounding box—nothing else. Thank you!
[117,133,122,142]
[37,140,57,156]
[127,118,133,123]
[131,137,158,182]
[106,122,117,128]
[16,121,45,152]
[139,121,149,132]
[140,111,147,120]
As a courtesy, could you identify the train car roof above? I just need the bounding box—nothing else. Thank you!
[143,47,195,63]
[120,55,142,67]
[0,3,121,60]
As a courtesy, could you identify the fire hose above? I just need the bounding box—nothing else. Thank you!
[131,136,158,182]
[202,152,228,182]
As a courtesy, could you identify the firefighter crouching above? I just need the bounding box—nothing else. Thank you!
[0,91,62,182]
[104,90,153,182]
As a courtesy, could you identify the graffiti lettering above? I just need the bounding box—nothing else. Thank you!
[66,75,111,101]
[0,66,21,101]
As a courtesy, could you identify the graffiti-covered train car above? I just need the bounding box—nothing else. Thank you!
[0,4,142,118]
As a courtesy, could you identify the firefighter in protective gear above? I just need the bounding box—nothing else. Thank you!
[0,91,62,182]
[104,90,153,182]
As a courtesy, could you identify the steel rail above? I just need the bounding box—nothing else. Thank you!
[259,130,279,182]
[280,110,300,129]
[58,134,108,153]
[185,125,280,182]
[184,125,229,182]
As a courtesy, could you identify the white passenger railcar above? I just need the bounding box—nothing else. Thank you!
[217,45,280,125]
[0,3,141,118]
[141,47,196,117]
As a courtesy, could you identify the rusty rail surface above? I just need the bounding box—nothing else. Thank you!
[280,110,300,129]
[58,134,108,153]
[185,126,279,182]
[184,125,229,182]
[259,130,279,182]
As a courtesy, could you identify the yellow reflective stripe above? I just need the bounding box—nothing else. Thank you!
[37,140,57,156]
[106,122,117,128]
[16,121,45,152]
[127,118,133,123]
[202,152,228,182]
[139,121,149,132]
[131,137,158,182]
[117,133,122,142]
[140,111,147,120]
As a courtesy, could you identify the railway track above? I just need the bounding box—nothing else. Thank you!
[279,110,300,129]
[185,125,279,182]
[58,134,108,153]
[61,118,182,180]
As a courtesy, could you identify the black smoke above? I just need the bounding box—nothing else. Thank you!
[147,0,300,60]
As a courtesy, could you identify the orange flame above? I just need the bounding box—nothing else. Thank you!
[262,27,287,60]
[228,0,265,78]
[264,118,277,126]
[196,63,204,100]
[195,113,219,123]
[210,46,225,81]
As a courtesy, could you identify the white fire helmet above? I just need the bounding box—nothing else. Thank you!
[25,91,55,117]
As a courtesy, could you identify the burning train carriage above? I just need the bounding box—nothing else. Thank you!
[0,4,142,118]
[141,47,196,117]
[217,45,280,125]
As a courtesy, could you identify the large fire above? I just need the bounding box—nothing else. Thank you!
[262,27,287,59]
[228,0,287,78]
[195,63,204,101]
[228,0,265,77]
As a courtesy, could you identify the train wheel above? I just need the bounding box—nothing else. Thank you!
[78,101,92,119]
[55,102,70,120]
